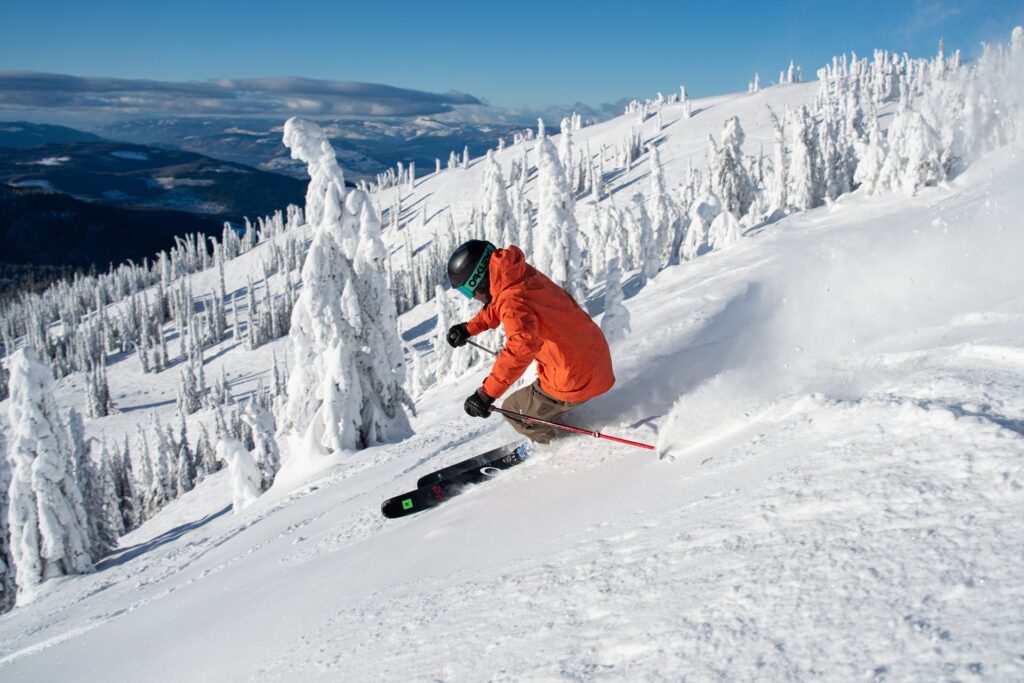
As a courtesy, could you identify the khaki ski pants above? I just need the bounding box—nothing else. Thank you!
[500,380,580,444]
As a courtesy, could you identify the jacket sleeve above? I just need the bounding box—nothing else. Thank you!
[466,303,500,335]
[480,297,543,399]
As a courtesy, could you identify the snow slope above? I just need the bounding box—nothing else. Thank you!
[1,95,1022,681]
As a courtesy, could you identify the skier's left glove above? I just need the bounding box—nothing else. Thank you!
[464,388,495,418]
[447,323,471,348]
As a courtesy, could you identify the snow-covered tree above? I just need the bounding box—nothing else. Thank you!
[707,210,743,250]
[175,420,196,498]
[786,106,817,210]
[282,117,346,229]
[281,119,411,458]
[148,414,174,512]
[878,105,946,195]
[350,190,414,446]
[240,399,280,491]
[681,189,722,262]
[600,246,631,345]
[216,439,262,513]
[280,183,363,455]
[534,136,585,304]
[647,145,679,266]
[194,424,218,482]
[85,357,113,418]
[628,194,659,284]
[113,438,139,533]
[854,113,886,193]
[480,150,516,246]
[432,285,456,384]
[83,440,122,561]
[6,349,92,603]
[0,431,15,613]
[558,117,575,187]
[132,423,154,518]
[710,117,755,219]
[766,108,788,212]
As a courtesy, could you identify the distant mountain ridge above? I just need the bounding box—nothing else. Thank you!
[0,183,222,296]
[0,121,104,147]
[0,140,305,220]
[94,117,530,180]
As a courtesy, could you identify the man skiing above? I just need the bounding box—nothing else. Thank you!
[446,240,615,443]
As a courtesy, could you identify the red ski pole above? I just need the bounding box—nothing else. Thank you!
[468,341,655,452]
[490,406,656,451]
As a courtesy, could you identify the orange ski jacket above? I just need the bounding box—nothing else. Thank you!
[466,245,615,403]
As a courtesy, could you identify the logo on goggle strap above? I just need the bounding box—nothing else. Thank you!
[457,244,495,298]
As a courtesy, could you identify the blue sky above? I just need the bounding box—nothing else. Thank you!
[1,0,1022,118]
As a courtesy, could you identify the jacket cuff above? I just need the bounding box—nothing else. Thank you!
[482,375,509,399]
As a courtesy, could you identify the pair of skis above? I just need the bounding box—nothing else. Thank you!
[381,440,531,519]
[380,404,658,519]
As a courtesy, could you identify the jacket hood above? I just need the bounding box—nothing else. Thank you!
[488,245,529,297]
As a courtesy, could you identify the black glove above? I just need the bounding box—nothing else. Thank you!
[447,323,470,348]
[464,388,495,418]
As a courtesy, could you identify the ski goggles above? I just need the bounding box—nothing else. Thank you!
[456,244,496,298]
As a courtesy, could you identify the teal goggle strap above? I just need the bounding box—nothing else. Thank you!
[456,244,496,298]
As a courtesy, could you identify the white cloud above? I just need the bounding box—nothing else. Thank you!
[0,72,484,120]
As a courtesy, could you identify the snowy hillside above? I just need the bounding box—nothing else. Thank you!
[1,31,1023,681]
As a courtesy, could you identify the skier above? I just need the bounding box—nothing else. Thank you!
[446,240,615,443]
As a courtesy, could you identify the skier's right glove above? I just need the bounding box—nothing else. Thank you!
[447,323,471,348]
[464,388,495,418]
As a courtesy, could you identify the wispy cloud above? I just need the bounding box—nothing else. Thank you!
[903,0,973,35]
[0,73,483,119]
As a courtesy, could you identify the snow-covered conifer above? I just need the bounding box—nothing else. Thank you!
[148,414,174,512]
[282,118,346,229]
[240,399,280,491]
[177,364,202,415]
[558,117,574,187]
[879,105,946,195]
[85,357,113,418]
[854,113,886,193]
[6,349,93,603]
[786,106,817,210]
[680,189,722,261]
[432,285,456,384]
[216,439,262,513]
[766,108,788,211]
[708,211,743,250]
[114,438,139,532]
[600,246,631,345]
[480,150,515,247]
[647,145,679,267]
[280,201,363,455]
[175,421,196,497]
[280,122,371,457]
[0,433,16,613]
[84,440,121,560]
[195,424,218,481]
[628,194,659,283]
[710,117,755,219]
[534,137,585,304]
[350,190,414,445]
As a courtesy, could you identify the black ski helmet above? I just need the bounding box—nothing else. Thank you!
[447,240,497,298]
